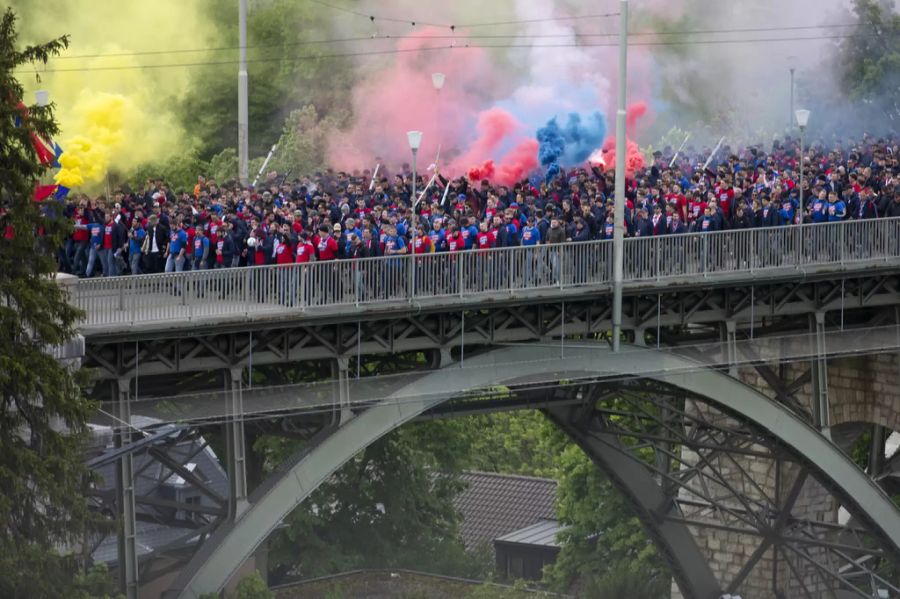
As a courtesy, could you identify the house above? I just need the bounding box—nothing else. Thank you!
[453,472,564,581]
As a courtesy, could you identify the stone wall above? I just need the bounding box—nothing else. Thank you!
[670,351,899,599]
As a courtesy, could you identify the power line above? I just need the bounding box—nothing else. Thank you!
[308,0,619,30]
[51,22,859,61]
[20,33,860,74]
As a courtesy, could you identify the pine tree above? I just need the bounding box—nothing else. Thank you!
[0,8,101,598]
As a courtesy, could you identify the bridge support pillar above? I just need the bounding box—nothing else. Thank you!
[811,311,831,437]
[331,358,353,425]
[725,319,738,377]
[226,367,248,518]
[114,377,139,599]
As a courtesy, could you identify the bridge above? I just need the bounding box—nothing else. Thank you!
[67,218,900,599]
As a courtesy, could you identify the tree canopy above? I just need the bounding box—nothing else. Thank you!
[0,8,100,598]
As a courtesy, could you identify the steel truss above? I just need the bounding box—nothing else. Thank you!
[83,273,900,381]
[156,344,900,599]
[87,421,230,590]
[542,379,899,599]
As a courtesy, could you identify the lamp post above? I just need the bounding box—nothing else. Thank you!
[432,73,445,163]
[789,67,795,130]
[795,109,810,225]
[238,0,249,186]
[612,0,629,353]
[407,131,423,292]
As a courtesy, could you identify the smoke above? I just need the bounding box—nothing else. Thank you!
[636,0,863,141]
[12,0,210,189]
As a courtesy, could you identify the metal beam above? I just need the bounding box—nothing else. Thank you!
[114,378,139,599]
[226,367,248,518]
[545,404,722,599]
[164,343,900,598]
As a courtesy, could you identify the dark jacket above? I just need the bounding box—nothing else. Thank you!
[145,224,169,254]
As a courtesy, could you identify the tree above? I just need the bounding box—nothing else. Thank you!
[0,9,100,597]
[835,0,900,123]
[233,571,274,599]
[459,411,560,478]
[179,0,355,159]
[259,420,483,584]
[544,432,668,593]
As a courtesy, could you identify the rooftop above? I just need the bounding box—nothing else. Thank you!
[454,471,557,551]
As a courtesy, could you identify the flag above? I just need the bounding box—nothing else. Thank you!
[54,185,70,200]
[30,132,55,166]
[34,184,57,201]
[52,143,64,169]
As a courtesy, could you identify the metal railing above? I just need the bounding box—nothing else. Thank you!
[70,217,900,329]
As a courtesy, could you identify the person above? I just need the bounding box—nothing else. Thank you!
[84,217,103,278]
[826,191,847,222]
[165,221,188,273]
[144,214,168,274]
[315,224,339,261]
[295,231,315,264]
[128,218,146,275]
[191,227,210,271]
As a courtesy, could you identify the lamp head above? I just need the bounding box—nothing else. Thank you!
[432,72,445,91]
[795,108,810,130]
[407,131,423,152]
[35,90,49,107]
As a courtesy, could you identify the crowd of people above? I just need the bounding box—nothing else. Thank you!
[57,134,900,280]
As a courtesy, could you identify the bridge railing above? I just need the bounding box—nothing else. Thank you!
[70,217,900,328]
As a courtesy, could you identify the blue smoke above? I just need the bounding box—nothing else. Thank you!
[537,112,607,182]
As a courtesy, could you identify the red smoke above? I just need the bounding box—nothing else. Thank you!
[468,161,495,182]
[450,107,537,186]
[327,28,495,172]
[495,138,539,186]
[588,101,649,178]
[449,108,519,174]
[627,102,648,130]
[595,137,645,178]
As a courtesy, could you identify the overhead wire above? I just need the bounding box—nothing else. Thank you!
[20,33,862,75]
[49,22,859,61]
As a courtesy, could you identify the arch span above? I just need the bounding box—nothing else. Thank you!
[166,344,900,599]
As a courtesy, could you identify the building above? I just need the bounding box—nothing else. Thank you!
[453,472,564,581]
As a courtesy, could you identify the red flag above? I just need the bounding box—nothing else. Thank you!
[30,132,55,166]
[34,184,57,201]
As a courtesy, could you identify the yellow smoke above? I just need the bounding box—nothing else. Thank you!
[14,0,214,189]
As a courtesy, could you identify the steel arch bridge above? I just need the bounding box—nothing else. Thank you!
[160,343,900,599]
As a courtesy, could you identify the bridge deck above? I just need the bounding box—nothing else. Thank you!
[69,218,900,337]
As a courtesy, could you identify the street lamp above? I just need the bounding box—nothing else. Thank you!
[795,109,810,224]
[789,67,795,130]
[432,73,445,167]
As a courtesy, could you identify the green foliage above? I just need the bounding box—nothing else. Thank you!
[233,570,274,599]
[543,441,666,593]
[836,0,900,120]
[582,563,669,599]
[180,0,355,159]
[208,148,239,186]
[268,105,348,178]
[0,9,104,598]
[70,563,123,599]
[127,147,212,193]
[461,411,561,478]
[259,419,485,583]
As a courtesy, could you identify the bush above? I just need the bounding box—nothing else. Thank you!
[583,564,668,599]
[233,570,274,599]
